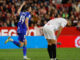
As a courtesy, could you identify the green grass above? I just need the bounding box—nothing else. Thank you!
[0,48,80,60]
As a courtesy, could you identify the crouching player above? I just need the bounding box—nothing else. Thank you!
[43,18,71,60]
[5,1,31,60]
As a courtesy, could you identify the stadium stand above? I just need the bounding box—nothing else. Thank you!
[0,0,80,27]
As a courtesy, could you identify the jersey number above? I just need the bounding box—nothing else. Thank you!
[19,15,25,24]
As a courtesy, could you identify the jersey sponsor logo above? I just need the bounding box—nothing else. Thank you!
[0,27,40,36]
[75,36,80,48]
[0,29,17,36]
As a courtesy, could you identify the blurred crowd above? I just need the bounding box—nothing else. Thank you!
[0,0,80,27]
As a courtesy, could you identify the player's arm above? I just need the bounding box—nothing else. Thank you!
[17,1,26,15]
[25,18,29,35]
[56,26,63,39]
[25,18,29,29]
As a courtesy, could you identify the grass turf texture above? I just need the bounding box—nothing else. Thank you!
[0,48,80,60]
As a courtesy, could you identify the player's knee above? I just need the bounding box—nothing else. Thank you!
[19,41,24,47]
[48,42,52,45]
[24,40,27,45]
[52,40,57,44]
[19,43,24,47]
[47,40,51,45]
[20,45,23,47]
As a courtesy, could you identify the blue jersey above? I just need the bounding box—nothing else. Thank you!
[17,12,31,35]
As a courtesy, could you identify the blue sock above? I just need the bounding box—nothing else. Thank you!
[23,45,27,56]
[13,41,20,47]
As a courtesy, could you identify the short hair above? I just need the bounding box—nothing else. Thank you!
[21,5,30,12]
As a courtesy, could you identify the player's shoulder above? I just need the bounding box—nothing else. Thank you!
[20,11,30,14]
[56,18,66,21]
[25,12,31,18]
[25,12,30,15]
[58,18,67,24]
[20,12,27,15]
[58,18,66,20]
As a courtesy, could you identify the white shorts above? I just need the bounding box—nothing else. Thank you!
[43,25,56,40]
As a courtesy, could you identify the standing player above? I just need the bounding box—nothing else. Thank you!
[5,1,31,60]
[43,18,70,60]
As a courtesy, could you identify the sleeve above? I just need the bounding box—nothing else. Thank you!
[25,13,31,23]
[26,13,31,19]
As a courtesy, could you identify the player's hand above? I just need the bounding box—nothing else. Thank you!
[22,1,26,5]
[27,29,29,36]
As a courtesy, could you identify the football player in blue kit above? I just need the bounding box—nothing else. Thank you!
[5,1,31,60]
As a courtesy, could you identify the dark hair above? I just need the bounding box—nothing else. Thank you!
[21,5,30,12]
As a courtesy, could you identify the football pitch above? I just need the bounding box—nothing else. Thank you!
[0,48,80,60]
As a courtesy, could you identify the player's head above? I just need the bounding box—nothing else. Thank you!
[67,20,71,26]
[22,5,32,12]
[27,6,32,12]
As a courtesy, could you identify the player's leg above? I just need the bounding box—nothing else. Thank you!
[48,29,57,60]
[51,40,57,60]
[5,33,24,47]
[43,26,53,60]
[19,41,24,47]
[23,39,27,59]
[47,39,53,60]
[5,36,24,47]
[23,39,30,60]
[23,39,27,56]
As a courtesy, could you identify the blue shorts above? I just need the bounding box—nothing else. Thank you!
[18,33,25,42]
